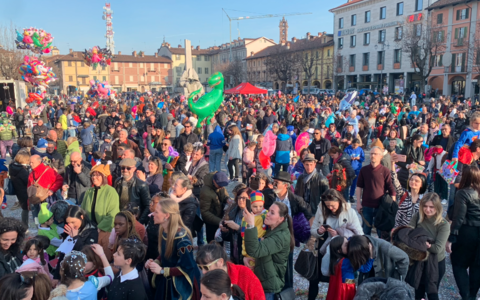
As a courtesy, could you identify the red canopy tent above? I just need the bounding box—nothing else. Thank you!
[224,82,268,95]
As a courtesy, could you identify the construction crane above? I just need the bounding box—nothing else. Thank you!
[222,9,312,61]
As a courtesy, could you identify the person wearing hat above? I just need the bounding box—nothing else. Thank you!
[200,171,232,242]
[113,158,151,224]
[37,202,62,256]
[241,190,268,268]
[30,138,49,159]
[32,118,48,145]
[294,153,329,214]
[81,163,120,261]
[100,134,113,154]
[0,118,17,159]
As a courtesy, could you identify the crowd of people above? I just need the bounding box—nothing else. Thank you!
[0,90,478,300]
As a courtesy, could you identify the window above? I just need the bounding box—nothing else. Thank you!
[415,0,422,11]
[435,55,443,67]
[363,53,370,66]
[198,67,202,74]
[349,54,356,67]
[414,24,422,36]
[115,76,119,84]
[114,62,118,70]
[68,61,72,67]
[437,13,443,24]
[395,27,403,40]
[338,38,344,49]
[378,30,386,43]
[394,49,402,64]
[151,76,155,82]
[81,62,85,67]
[316,51,319,58]
[397,2,404,16]
[350,35,356,47]
[69,76,73,81]
[197,55,202,61]
[102,66,106,71]
[140,63,144,68]
[377,51,385,65]
[327,49,331,57]
[82,78,86,84]
[150,63,154,70]
[456,8,469,20]
[176,77,180,83]
[364,32,370,45]
[380,7,386,19]
[365,11,371,23]
[129,63,133,68]
[205,56,210,61]
[175,55,180,60]
[337,56,343,70]
[434,31,445,42]
[93,65,97,71]
[205,67,209,74]
[140,76,145,82]
[339,18,344,29]
[102,76,106,81]
[176,66,182,73]
[93,76,97,81]
[455,27,468,39]
[351,14,357,26]
[129,76,133,82]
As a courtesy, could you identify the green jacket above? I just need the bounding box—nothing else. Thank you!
[199,172,230,226]
[0,124,17,141]
[65,141,81,167]
[37,223,61,256]
[81,185,119,232]
[57,140,67,158]
[59,114,67,130]
[244,220,290,293]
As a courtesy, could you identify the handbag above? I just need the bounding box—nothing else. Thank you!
[27,168,50,205]
[275,288,295,300]
[439,160,459,184]
[294,237,318,281]
[373,193,398,232]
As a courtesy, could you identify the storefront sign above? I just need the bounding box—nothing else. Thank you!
[357,20,404,33]
[338,28,355,36]
[407,13,423,22]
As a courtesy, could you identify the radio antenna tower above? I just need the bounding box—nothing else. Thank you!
[102,3,115,54]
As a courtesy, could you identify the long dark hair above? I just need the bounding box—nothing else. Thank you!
[201,269,245,300]
[196,242,228,266]
[0,273,34,300]
[0,218,27,255]
[23,239,46,265]
[459,165,480,195]
[329,236,347,275]
[321,189,345,221]
[347,235,371,271]
[272,202,295,252]
[65,206,92,233]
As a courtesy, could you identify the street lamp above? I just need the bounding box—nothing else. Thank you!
[374,41,390,93]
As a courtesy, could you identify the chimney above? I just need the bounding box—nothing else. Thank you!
[141,52,145,57]
[281,40,285,46]
[133,51,137,57]
[251,51,254,56]
[286,42,291,50]
[196,46,200,50]
[154,53,158,57]
[118,51,122,55]
[191,46,194,50]
[306,32,311,40]
[318,32,322,37]
[69,49,73,54]
[292,37,297,43]
[178,44,182,48]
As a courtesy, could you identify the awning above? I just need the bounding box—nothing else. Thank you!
[224,82,268,95]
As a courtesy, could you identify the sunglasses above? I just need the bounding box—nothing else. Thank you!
[197,258,220,271]
[162,143,169,146]
[121,167,133,171]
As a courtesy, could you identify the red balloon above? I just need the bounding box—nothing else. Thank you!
[259,151,271,170]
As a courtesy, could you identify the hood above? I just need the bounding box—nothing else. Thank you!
[213,125,224,136]
[338,153,351,162]
[203,172,215,189]
[67,140,80,150]
[391,225,430,262]
[277,133,290,141]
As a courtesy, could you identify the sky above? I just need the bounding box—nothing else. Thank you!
[0,0,341,55]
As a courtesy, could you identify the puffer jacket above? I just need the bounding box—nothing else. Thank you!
[275,133,292,164]
[199,172,231,226]
[449,187,480,243]
[114,177,151,224]
[294,171,329,214]
[244,219,290,293]
[226,134,244,160]
[353,277,413,300]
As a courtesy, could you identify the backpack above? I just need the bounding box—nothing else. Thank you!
[374,192,407,232]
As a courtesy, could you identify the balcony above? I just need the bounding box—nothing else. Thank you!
[337,67,343,73]
[377,64,384,70]
[349,66,355,72]
[362,65,369,71]
[449,64,466,73]
[394,62,401,69]
[455,38,464,47]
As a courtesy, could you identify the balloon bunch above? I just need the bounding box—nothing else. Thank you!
[83,46,113,68]
[259,130,277,170]
[87,80,116,99]
[26,86,46,106]
[19,56,57,87]
[15,28,54,54]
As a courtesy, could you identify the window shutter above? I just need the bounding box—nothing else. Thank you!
[455,28,458,39]
[451,53,456,72]
[456,10,460,20]
[466,8,469,19]
[439,55,443,66]
[462,52,466,68]
[441,31,445,41]
[465,27,468,37]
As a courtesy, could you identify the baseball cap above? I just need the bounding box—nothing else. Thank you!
[213,171,229,187]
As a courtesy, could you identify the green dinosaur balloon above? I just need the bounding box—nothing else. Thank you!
[188,72,224,128]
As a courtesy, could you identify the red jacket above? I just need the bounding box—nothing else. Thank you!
[227,262,266,300]
[27,163,63,193]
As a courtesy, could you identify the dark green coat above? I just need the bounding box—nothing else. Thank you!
[244,220,290,294]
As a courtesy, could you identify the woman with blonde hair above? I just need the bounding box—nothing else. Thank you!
[226,125,244,181]
[145,199,201,300]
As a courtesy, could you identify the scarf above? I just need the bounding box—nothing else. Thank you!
[303,168,317,184]
[303,169,317,204]
[169,189,193,203]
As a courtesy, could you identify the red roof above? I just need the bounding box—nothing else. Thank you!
[329,0,364,11]
[224,82,267,95]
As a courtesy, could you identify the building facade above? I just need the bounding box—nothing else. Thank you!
[245,32,334,91]
[330,0,434,94]
[427,0,480,97]
[157,43,213,89]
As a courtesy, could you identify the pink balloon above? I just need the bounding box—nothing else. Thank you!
[262,130,277,157]
[295,132,311,154]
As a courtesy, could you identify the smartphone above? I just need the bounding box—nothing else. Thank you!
[395,154,407,162]
[322,224,332,230]
[250,177,260,190]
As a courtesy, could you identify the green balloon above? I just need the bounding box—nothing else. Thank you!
[32,32,43,48]
[188,72,224,128]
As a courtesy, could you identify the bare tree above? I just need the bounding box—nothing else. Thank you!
[223,57,245,86]
[264,47,301,88]
[0,22,25,80]
[333,52,349,89]
[300,49,321,92]
[397,20,444,94]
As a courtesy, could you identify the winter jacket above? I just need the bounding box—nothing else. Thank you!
[32,124,48,144]
[81,185,120,232]
[275,134,292,164]
[353,277,413,300]
[47,150,65,178]
[59,114,68,130]
[453,127,480,159]
[174,191,199,233]
[0,250,23,278]
[146,173,164,196]
[97,114,109,133]
[335,153,356,183]
[9,162,30,210]
[344,145,365,171]
[64,161,92,204]
[199,172,231,226]
[207,125,226,150]
[27,163,63,194]
[311,202,363,240]
[174,132,199,153]
[114,176,151,224]
[448,187,480,243]
[79,124,95,146]
[396,144,425,188]
[226,262,266,300]
[111,139,142,160]
[294,171,329,215]
[226,134,244,160]
[308,138,332,164]
[187,158,210,198]
[13,112,24,127]
[358,235,410,284]
[261,114,277,132]
[430,134,456,152]
[244,217,290,293]
[64,140,81,167]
